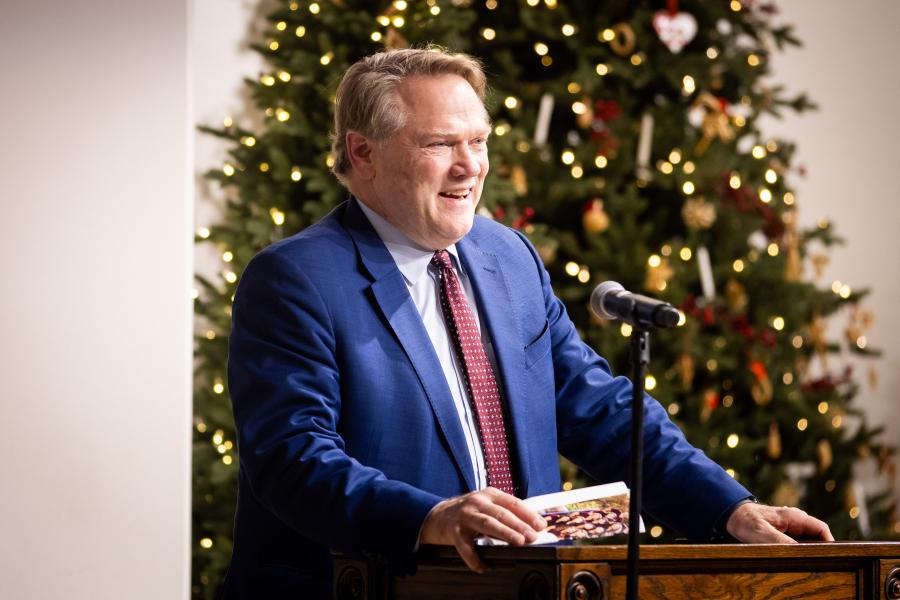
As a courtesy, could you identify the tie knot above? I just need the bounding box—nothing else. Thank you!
[431,250,453,271]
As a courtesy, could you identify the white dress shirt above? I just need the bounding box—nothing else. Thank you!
[357,200,491,490]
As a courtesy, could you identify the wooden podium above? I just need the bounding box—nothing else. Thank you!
[334,542,900,599]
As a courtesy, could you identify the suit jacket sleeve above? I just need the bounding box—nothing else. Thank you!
[228,249,442,572]
[513,230,751,540]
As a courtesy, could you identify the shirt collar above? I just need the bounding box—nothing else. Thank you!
[356,198,464,285]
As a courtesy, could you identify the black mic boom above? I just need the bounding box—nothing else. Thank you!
[590,281,681,329]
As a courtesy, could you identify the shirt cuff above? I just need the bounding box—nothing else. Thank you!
[712,495,758,541]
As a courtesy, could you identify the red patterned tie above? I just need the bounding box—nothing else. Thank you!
[431,250,516,495]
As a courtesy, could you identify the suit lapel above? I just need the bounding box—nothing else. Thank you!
[457,229,532,497]
[343,198,477,492]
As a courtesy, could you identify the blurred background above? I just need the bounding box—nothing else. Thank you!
[2,1,898,598]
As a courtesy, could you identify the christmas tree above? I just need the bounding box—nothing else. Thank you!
[193,0,897,597]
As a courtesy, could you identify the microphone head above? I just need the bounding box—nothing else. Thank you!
[590,280,627,320]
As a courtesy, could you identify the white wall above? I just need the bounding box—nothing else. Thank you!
[765,1,900,506]
[0,2,191,599]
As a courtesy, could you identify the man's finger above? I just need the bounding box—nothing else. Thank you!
[781,509,834,541]
[485,488,547,531]
[454,536,486,574]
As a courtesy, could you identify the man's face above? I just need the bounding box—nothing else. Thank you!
[363,74,491,250]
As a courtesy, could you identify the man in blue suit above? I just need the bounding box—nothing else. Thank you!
[224,48,832,598]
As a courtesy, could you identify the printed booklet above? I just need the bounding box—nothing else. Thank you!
[478,481,643,545]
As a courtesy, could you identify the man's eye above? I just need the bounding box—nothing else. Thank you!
[472,138,487,145]
[429,141,451,147]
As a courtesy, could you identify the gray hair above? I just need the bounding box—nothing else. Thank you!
[330,46,487,186]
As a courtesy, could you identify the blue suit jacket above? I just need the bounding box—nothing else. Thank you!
[223,197,750,598]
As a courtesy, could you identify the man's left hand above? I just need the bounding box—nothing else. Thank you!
[726,501,834,543]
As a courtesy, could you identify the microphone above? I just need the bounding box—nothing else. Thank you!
[590,281,681,329]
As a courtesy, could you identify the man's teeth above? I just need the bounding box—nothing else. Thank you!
[440,189,470,199]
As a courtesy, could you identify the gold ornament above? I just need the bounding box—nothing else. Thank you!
[536,241,558,265]
[811,254,830,278]
[784,212,802,281]
[681,196,717,230]
[692,92,735,155]
[385,28,409,50]
[817,439,833,472]
[678,353,695,389]
[644,257,674,292]
[582,199,610,233]
[772,481,800,508]
[725,278,748,313]
[807,315,828,368]
[699,389,718,423]
[845,305,874,345]
[576,95,594,129]
[751,377,772,406]
[767,422,782,459]
[511,165,528,196]
[609,23,636,56]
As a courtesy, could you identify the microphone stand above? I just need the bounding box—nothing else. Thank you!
[626,326,650,600]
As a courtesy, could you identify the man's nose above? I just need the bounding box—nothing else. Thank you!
[450,145,482,178]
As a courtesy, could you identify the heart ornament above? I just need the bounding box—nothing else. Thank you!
[652,10,698,54]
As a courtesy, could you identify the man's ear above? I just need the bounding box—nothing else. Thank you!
[346,131,377,180]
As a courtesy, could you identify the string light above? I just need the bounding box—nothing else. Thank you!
[650,526,663,538]
[504,96,519,109]
[561,24,576,36]
[730,0,741,11]
[205,330,216,340]
[726,434,739,448]
[276,21,287,31]
[595,63,609,76]
[772,316,785,330]
[222,164,235,177]
[747,54,761,67]
[486,0,498,9]
[371,31,382,42]
[571,101,587,115]
[534,42,549,56]
[191,288,200,300]
[791,335,803,348]
[630,54,643,66]
[682,181,695,194]
[683,161,695,174]
[320,52,334,65]
[682,75,696,95]
[722,395,733,407]
[782,372,793,385]
[725,469,736,478]
[268,40,279,51]
[752,145,767,159]
[706,359,717,371]
[797,418,808,431]
[291,167,303,182]
[766,139,779,152]
[376,15,390,26]
[679,247,692,261]
[482,28,496,40]
[648,254,662,267]
[765,168,778,184]
[223,116,233,127]
[759,188,772,203]
[567,82,581,94]
[564,262,579,276]
[309,2,320,13]
[594,155,608,168]
[295,25,306,37]
[562,481,573,490]
[677,311,686,326]
[668,149,682,164]
[729,173,741,189]
[213,381,225,394]
[241,136,256,147]
[667,403,680,415]
[222,455,233,465]
[259,162,270,172]
[430,5,440,14]
[818,401,829,414]
[270,207,285,225]
[526,0,539,6]
[706,47,718,59]
[839,284,851,298]
[392,15,405,27]
[571,165,583,178]
[659,161,673,174]
[857,336,867,349]
[831,280,842,294]
[223,271,237,284]
[732,259,744,272]
[767,243,779,256]
[278,71,291,83]
[561,150,575,165]
[213,430,224,445]
[832,415,842,428]
[393,0,407,8]
[577,267,590,283]
[620,323,633,337]
[275,108,291,121]
[645,375,657,390]
[200,538,213,549]
[260,74,275,86]
[222,251,234,262]
[493,123,509,136]
[197,227,211,239]
[600,28,615,42]
[784,192,795,205]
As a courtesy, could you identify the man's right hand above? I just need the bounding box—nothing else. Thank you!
[419,487,547,573]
